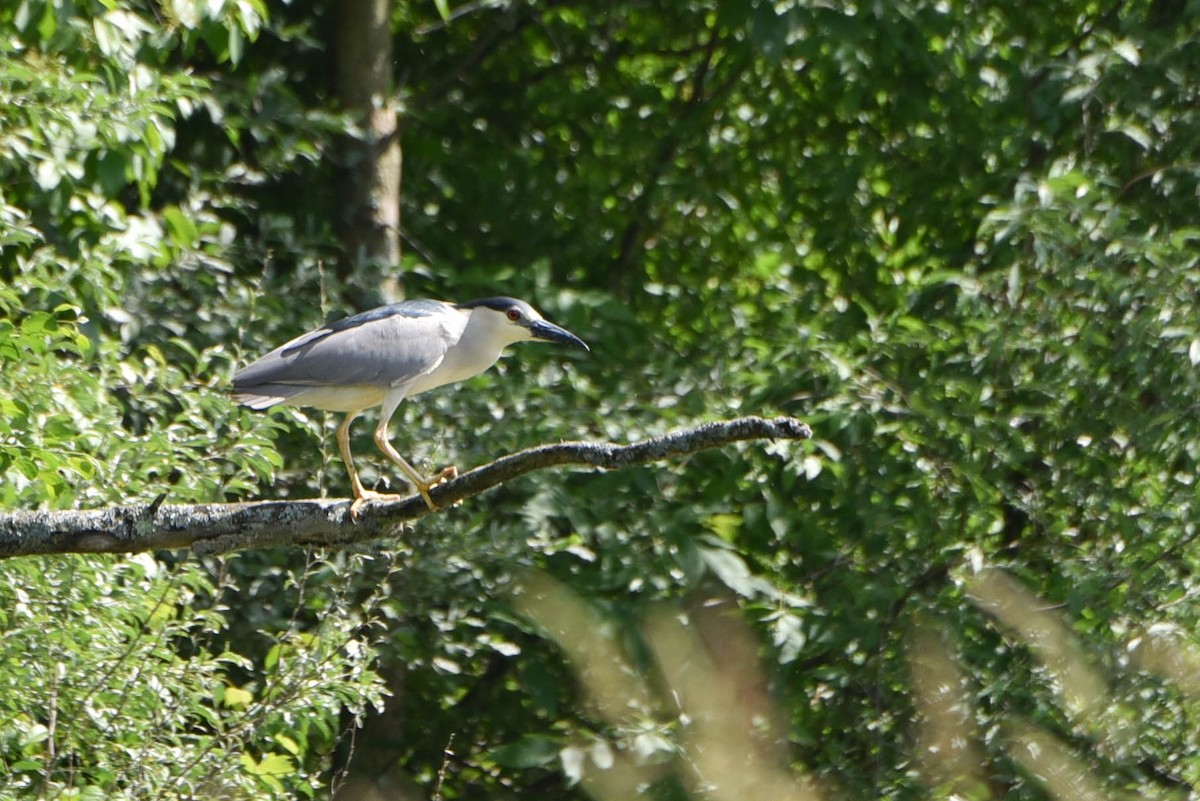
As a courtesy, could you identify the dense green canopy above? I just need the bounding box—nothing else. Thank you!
[3,0,1200,798]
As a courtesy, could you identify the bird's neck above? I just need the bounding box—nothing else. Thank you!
[438,309,515,379]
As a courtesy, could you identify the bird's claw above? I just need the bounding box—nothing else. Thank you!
[350,466,460,518]
[349,489,402,520]
[415,466,459,512]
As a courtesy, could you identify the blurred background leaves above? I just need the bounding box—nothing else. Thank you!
[3,0,1200,798]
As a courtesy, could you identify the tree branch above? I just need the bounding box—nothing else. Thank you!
[0,416,811,560]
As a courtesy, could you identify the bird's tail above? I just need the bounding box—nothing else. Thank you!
[231,384,309,410]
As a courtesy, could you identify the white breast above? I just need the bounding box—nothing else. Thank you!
[403,308,510,396]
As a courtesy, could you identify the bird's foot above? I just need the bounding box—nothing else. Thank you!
[349,489,403,519]
[415,485,438,512]
[414,466,459,512]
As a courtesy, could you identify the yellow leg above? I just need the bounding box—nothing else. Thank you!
[338,411,400,518]
[372,423,456,512]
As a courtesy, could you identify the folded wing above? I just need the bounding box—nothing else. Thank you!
[233,300,465,409]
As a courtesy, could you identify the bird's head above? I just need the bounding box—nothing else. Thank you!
[457,297,590,351]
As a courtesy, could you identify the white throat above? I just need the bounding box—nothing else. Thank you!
[405,308,525,397]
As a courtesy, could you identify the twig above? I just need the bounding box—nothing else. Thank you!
[432,733,455,801]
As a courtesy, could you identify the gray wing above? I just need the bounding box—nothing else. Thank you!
[233,300,465,406]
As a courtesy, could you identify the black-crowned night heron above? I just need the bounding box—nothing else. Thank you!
[233,297,588,514]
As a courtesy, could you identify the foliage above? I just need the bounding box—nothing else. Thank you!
[4,0,1200,799]
[0,551,386,799]
[1,2,380,797]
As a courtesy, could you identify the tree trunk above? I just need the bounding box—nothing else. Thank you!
[336,0,402,302]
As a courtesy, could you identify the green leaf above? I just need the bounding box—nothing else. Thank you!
[162,205,199,246]
[221,685,253,708]
[703,513,742,542]
[241,752,294,776]
[273,733,301,756]
[227,23,244,65]
[264,643,282,672]
[36,1,57,40]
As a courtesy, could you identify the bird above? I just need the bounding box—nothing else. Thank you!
[233,296,589,514]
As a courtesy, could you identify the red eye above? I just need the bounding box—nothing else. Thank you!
[506,309,521,321]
